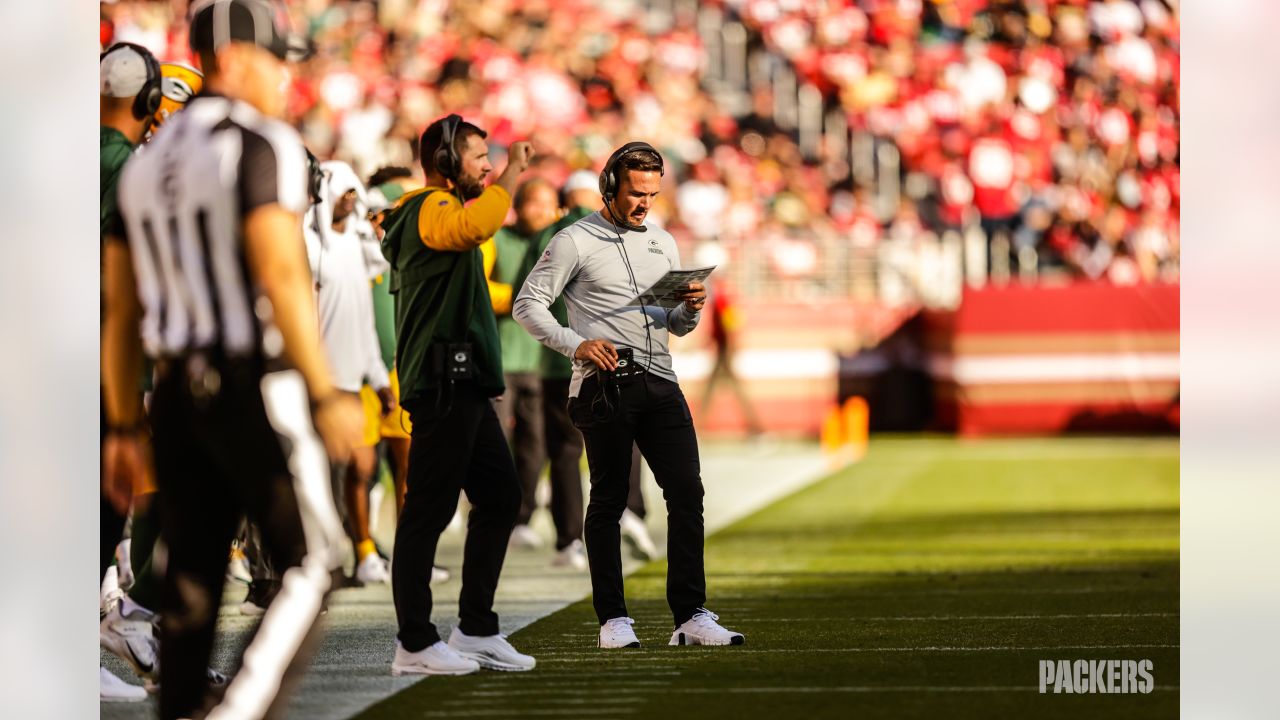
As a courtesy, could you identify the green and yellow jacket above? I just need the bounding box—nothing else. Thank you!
[380,184,512,407]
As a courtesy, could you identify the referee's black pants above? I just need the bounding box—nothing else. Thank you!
[150,360,344,720]
[571,373,706,627]
[393,382,522,651]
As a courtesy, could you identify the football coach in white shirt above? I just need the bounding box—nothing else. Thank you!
[513,142,745,649]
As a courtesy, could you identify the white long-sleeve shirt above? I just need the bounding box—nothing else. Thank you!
[513,211,701,397]
[304,163,389,394]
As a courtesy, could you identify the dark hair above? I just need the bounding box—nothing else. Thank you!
[514,177,556,209]
[368,166,414,188]
[419,118,486,178]
[618,149,663,175]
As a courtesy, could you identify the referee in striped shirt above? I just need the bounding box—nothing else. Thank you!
[101,2,363,718]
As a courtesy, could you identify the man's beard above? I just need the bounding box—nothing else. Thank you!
[456,175,485,201]
[606,202,646,231]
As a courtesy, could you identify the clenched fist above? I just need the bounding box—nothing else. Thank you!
[507,141,535,174]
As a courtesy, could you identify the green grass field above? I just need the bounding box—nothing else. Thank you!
[356,436,1179,720]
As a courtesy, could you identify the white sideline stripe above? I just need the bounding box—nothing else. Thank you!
[927,352,1180,384]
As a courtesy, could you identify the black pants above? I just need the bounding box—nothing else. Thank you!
[571,373,706,627]
[150,362,344,720]
[541,378,585,550]
[393,382,521,651]
[496,372,546,527]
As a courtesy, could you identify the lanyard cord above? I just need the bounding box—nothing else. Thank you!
[604,205,654,394]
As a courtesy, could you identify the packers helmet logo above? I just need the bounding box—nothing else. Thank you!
[162,76,196,103]
[152,63,204,129]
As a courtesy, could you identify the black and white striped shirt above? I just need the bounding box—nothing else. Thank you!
[114,93,308,360]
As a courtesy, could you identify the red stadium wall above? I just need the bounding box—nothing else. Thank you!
[923,283,1180,436]
[672,284,1178,438]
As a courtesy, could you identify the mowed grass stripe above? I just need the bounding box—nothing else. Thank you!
[356,437,1178,720]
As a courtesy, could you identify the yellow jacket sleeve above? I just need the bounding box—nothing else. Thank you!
[416,185,512,252]
[480,238,513,315]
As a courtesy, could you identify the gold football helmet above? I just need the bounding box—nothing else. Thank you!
[152,62,203,130]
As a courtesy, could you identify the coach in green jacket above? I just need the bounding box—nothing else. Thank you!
[378,114,536,676]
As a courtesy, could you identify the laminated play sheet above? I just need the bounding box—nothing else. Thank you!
[627,266,716,309]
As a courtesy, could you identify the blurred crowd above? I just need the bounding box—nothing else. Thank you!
[102,0,1179,289]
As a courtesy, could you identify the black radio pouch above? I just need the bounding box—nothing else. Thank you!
[612,347,644,383]
[429,342,474,381]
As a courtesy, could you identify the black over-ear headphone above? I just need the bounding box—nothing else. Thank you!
[101,42,163,122]
[599,141,664,201]
[433,114,463,180]
[305,148,324,205]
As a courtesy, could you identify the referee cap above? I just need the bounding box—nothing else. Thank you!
[188,0,309,61]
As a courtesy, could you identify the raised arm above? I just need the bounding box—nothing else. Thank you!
[417,141,534,252]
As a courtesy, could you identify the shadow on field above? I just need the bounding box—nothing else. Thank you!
[356,563,1178,720]
[355,438,1179,720]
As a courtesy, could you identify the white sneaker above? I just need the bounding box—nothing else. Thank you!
[669,609,745,646]
[101,597,160,679]
[448,629,536,671]
[356,553,391,584]
[620,509,658,560]
[508,524,543,549]
[391,640,480,676]
[101,566,124,615]
[551,540,588,570]
[598,617,641,649]
[100,666,147,702]
[432,565,451,584]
